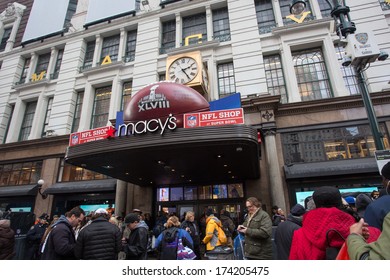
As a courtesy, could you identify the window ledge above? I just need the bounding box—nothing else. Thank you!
[79,60,126,75]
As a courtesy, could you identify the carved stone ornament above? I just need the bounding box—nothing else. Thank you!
[261,110,274,122]
[5,4,16,16]
[1,3,25,20]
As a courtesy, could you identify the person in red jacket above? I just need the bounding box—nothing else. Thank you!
[289,186,381,260]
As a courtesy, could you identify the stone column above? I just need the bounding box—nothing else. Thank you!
[115,180,127,217]
[263,127,286,210]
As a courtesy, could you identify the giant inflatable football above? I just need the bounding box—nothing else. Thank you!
[123,81,210,128]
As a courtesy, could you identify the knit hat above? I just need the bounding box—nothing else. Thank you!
[95,208,108,214]
[290,204,306,216]
[381,161,390,180]
[312,186,342,208]
[39,213,49,220]
[355,193,372,217]
[344,196,356,205]
[124,213,140,225]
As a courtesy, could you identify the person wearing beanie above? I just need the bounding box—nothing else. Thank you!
[74,208,122,260]
[289,186,381,260]
[122,213,149,260]
[355,193,372,218]
[275,204,305,260]
[363,162,390,231]
[0,216,15,260]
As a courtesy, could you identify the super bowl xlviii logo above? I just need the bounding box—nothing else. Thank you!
[71,134,79,145]
[138,85,170,112]
[355,33,368,45]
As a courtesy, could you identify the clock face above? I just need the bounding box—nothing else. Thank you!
[168,57,198,84]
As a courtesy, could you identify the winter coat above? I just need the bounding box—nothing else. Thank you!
[242,209,273,260]
[364,195,390,231]
[40,215,76,260]
[220,214,235,237]
[124,222,149,260]
[25,222,48,260]
[181,220,200,246]
[289,207,381,260]
[74,216,122,260]
[202,216,225,251]
[0,220,15,260]
[275,214,302,260]
[347,212,390,260]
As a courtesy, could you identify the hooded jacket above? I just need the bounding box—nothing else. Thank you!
[242,209,273,260]
[202,215,225,251]
[124,221,149,260]
[0,220,15,260]
[347,212,390,260]
[275,214,303,260]
[289,207,381,260]
[74,216,122,260]
[40,215,76,260]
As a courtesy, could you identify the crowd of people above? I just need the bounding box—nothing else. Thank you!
[1,162,390,260]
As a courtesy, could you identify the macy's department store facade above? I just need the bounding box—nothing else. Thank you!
[1,81,388,226]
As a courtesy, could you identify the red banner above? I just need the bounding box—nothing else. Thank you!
[69,126,115,146]
[183,108,244,128]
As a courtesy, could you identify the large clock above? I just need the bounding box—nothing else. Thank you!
[168,57,199,84]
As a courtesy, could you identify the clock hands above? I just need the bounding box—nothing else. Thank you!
[178,65,191,79]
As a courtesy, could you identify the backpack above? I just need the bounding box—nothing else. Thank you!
[159,228,179,260]
[215,224,227,245]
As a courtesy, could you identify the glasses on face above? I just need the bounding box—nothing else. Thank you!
[246,205,255,209]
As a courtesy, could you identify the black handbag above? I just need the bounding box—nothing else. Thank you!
[325,229,345,260]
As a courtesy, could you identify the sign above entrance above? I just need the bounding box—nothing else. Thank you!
[69,126,116,146]
[183,108,244,128]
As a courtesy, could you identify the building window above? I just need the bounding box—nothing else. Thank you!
[92,86,112,128]
[34,53,50,80]
[212,7,231,42]
[42,98,53,137]
[71,92,84,133]
[293,48,332,101]
[264,54,288,103]
[182,13,207,46]
[318,0,332,18]
[19,101,37,141]
[52,49,64,79]
[59,160,109,182]
[161,20,176,54]
[0,161,42,186]
[19,57,31,84]
[335,45,360,95]
[156,183,244,202]
[217,62,236,98]
[83,41,96,70]
[379,0,390,10]
[0,27,12,52]
[159,73,166,81]
[124,30,137,62]
[121,81,133,111]
[255,0,276,34]
[280,0,314,25]
[100,34,120,63]
[282,124,390,164]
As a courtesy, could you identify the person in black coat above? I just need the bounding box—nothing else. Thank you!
[274,204,306,260]
[181,211,201,259]
[25,214,49,260]
[123,213,149,260]
[40,206,85,260]
[74,208,122,259]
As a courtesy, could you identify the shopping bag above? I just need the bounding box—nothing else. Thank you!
[336,242,350,260]
[177,238,196,260]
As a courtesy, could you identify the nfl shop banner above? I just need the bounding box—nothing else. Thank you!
[184,108,244,128]
[69,126,116,146]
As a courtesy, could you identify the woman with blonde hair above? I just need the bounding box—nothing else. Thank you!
[181,211,201,259]
[154,215,194,259]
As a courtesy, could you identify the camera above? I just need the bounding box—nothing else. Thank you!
[341,55,352,67]
[377,50,389,61]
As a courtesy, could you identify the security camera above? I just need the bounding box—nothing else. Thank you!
[342,56,352,67]
[378,51,389,61]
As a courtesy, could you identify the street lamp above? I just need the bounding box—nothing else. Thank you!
[290,0,387,151]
